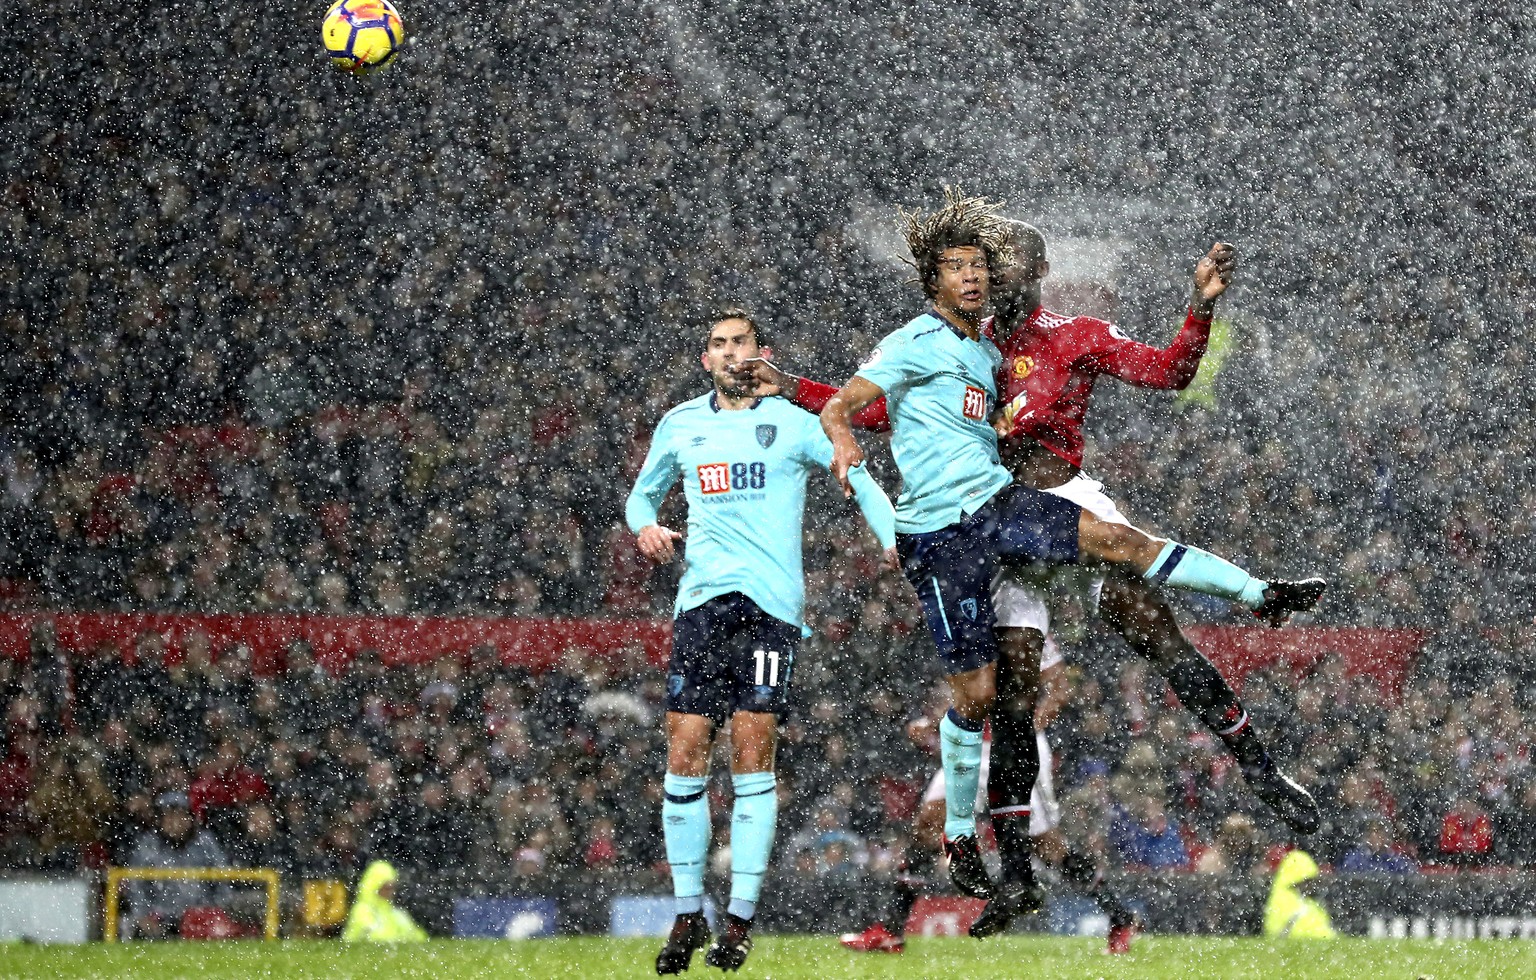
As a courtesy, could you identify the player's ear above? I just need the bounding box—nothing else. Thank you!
[1038,260,1051,281]
[700,352,711,371]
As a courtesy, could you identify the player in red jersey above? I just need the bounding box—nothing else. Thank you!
[741,224,1323,932]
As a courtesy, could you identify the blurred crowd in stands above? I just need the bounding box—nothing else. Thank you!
[2,2,1529,634]
[2,0,1533,936]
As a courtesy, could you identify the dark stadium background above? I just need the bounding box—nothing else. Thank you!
[1,0,1532,943]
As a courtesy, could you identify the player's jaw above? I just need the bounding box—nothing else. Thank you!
[712,358,755,399]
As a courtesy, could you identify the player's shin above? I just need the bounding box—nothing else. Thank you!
[939,709,985,840]
[727,772,778,921]
[987,702,1038,886]
[1142,540,1268,607]
[1162,650,1271,769]
[662,773,712,915]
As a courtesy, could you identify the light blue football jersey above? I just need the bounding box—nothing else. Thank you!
[626,393,896,631]
[854,311,1011,534]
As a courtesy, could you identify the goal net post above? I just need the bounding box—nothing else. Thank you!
[104,867,280,941]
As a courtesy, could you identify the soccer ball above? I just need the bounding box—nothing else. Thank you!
[322,0,405,75]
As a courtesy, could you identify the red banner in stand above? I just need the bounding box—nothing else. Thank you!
[0,612,675,675]
[1183,625,1427,702]
[0,613,1426,697]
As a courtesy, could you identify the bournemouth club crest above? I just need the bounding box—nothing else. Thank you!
[756,424,777,448]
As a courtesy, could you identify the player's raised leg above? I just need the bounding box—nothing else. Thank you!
[1066,504,1326,625]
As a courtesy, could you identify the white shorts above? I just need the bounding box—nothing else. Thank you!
[922,732,1061,838]
[991,472,1127,632]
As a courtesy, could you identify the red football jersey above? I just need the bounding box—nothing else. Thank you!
[995,306,1212,468]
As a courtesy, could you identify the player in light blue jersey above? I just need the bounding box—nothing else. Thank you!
[628,310,896,974]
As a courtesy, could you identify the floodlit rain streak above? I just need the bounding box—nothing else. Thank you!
[0,0,1531,976]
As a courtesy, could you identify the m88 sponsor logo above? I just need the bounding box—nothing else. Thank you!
[698,462,767,494]
[962,385,987,421]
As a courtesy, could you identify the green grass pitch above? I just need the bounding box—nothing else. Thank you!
[6,936,1536,979]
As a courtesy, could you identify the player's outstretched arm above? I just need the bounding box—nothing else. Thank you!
[1082,241,1236,391]
[739,358,891,431]
[735,357,799,399]
[820,376,886,497]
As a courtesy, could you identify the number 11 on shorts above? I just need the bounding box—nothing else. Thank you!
[753,648,780,686]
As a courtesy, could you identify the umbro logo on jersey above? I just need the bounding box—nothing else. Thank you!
[691,436,707,446]
[962,386,987,420]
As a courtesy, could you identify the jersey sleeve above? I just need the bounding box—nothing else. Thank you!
[1076,310,1212,390]
[845,463,897,549]
[789,377,891,432]
[853,332,927,395]
[795,416,896,550]
[624,415,681,532]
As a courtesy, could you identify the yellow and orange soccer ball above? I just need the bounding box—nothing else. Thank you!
[322,0,405,75]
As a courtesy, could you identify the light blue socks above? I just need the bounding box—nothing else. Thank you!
[1143,541,1268,607]
[663,773,710,915]
[727,772,778,921]
[940,708,985,840]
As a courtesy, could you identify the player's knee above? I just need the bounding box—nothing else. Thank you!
[958,674,996,717]
[1087,520,1159,566]
[999,626,1044,662]
[998,629,1043,698]
[730,739,776,775]
[914,801,946,849]
[667,734,713,776]
[947,662,996,719]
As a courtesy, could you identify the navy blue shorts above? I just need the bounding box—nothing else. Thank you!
[897,484,1079,677]
[985,482,1081,566]
[666,592,799,724]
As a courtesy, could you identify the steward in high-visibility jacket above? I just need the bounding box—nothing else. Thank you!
[342,861,429,942]
[1263,849,1337,939]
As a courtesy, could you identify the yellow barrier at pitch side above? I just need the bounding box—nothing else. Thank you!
[103,867,280,942]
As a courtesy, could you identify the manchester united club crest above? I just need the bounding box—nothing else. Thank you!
[756,424,777,448]
[1013,356,1034,378]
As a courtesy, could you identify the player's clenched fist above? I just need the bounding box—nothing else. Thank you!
[1193,242,1236,305]
[735,357,796,398]
[637,524,683,563]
